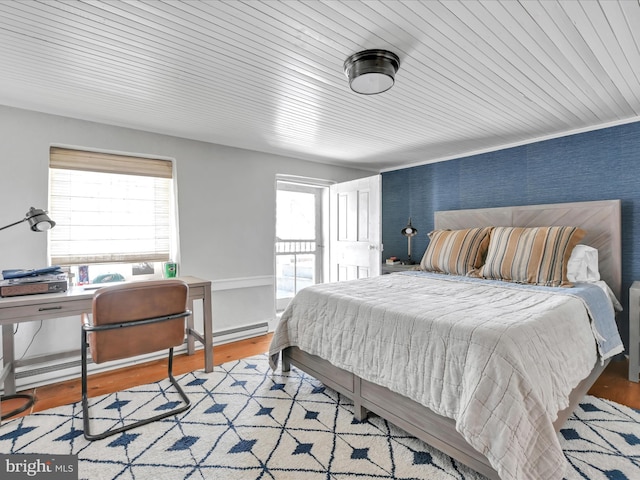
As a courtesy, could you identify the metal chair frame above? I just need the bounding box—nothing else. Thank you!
[81,309,192,441]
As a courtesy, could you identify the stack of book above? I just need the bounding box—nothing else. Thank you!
[0,266,68,297]
[386,256,401,265]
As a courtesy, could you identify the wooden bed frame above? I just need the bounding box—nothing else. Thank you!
[280,199,622,480]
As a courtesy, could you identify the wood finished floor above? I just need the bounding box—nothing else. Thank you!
[2,332,639,422]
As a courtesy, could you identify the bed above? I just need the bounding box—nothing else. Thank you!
[269,199,624,480]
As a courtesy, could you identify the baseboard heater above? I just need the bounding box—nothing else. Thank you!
[10,321,270,392]
[212,321,269,346]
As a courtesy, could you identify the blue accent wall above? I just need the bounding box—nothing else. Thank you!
[382,120,640,351]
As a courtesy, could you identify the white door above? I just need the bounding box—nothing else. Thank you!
[329,175,381,282]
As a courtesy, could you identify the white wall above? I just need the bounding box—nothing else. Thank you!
[0,105,373,388]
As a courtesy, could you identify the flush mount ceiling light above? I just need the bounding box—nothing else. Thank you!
[343,49,400,95]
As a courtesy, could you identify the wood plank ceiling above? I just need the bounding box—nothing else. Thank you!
[0,0,639,171]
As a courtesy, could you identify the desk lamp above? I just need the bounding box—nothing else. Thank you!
[401,218,418,264]
[0,207,56,232]
[1,206,55,420]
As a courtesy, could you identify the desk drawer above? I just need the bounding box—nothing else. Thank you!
[0,298,91,321]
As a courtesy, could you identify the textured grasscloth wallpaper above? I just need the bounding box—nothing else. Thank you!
[382,120,640,351]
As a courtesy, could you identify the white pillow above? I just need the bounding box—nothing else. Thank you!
[567,244,600,283]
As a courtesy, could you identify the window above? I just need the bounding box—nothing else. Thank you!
[48,147,176,271]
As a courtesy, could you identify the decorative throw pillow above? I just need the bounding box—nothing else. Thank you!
[420,227,493,276]
[480,226,586,287]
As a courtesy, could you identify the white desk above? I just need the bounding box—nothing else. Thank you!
[0,275,213,396]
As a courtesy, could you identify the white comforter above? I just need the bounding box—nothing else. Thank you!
[269,272,622,480]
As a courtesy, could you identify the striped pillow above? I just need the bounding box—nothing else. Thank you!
[420,227,492,276]
[480,226,586,287]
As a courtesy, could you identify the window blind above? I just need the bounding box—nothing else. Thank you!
[49,148,174,266]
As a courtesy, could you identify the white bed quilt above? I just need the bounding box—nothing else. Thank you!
[269,272,622,480]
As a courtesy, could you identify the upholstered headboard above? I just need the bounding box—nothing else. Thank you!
[435,200,622,299]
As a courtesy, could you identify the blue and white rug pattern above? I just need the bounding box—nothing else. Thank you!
[1,355,639,479]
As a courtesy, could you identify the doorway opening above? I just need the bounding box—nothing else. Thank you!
[275,178,328,312]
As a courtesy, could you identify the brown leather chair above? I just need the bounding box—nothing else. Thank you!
[81,279,192,441]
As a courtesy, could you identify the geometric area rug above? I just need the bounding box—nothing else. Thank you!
[1,354,639,480]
